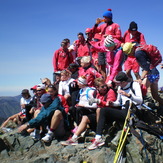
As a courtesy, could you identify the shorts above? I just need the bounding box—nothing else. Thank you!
[98,52,106,65]
[124,56,139,73]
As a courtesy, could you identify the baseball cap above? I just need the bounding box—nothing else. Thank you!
[40,94,52,103]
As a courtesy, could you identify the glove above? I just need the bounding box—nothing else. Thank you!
[89,98,100,105]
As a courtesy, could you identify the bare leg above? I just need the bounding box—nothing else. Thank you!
[75,116,90,136]
[150,82,163,105]
[0,113,19,128]
[50,110,63,130]
[96,108,101,122]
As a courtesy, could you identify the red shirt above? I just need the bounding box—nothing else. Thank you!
[58,94,69,113]
[93,22,122,41]
[123,30,146,45]
[74,40,90,57]
[96,88,117,108]
[53,47,73,72]
[78,66,102,87]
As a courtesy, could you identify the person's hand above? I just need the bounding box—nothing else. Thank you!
[117,90,130,98]
[18,124,28,133]
[96,18,103,24]
[106,101,112,106]
[89,98,100,105]
[21,104,26,109]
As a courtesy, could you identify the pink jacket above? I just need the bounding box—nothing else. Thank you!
[53,47,73,72]
[90,39,124,83]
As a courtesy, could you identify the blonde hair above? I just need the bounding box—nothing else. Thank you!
[94,78,105,87]
[42,78,51,85]
[61,69,72,77]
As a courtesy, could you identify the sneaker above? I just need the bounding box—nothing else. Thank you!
[61,137,78,146]
[30,129,40,140]
[41,131,54,142]
[87,138,105,150]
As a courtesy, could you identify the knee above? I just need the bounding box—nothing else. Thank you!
[96,108,101,114]
[53,110,62,119]
[81,116,89,123]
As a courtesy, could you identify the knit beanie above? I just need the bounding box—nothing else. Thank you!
[129,21,138,31]
[103,9,113,19]
[104,35,115,48]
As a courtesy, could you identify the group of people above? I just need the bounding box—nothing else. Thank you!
[1,8,163,150]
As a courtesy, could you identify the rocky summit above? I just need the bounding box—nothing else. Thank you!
[0,93,163,163]
[0,126,163,163]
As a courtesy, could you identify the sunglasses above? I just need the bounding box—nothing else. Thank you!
[100,85,107,88]
[37,89,42,92]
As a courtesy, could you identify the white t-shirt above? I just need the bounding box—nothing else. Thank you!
[78,87,97,108]
[58,78,75,96]
[20,97,32,113]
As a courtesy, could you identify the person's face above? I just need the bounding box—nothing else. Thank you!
[130,30,137,35]
[97,83,108,95]
[47,88,57,97]
[103,16,112,23]
[115,81,127,88]
[78,35,84,42]
[22,93,29,99]
[60,73,69,81]
[55,75,61,82]
[36,88,44,97]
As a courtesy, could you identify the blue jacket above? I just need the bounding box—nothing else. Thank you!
[28,97,64,128]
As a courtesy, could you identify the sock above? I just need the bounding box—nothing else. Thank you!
[95,135,101,139]
[72,134,78,140]
[50,128,55,132]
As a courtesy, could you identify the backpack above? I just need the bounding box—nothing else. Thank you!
[136,44,162,68]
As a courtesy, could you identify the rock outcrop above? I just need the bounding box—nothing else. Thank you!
[0,128,163,163]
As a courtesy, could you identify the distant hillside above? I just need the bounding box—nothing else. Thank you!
[0,95,21,124]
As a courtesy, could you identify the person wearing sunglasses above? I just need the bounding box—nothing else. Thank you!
[18,93,65,142]
[87,71,143,150]
[61,77,116,146]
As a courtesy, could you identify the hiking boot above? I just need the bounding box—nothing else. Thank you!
[87,138,105,150]
[30,129,40,140]
[41,131,54,142]
[61,137,78,146]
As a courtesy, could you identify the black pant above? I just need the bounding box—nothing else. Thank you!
[96,107,128,135]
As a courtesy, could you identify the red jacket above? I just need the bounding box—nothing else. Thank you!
[96,88,117,108]
[92,22,122,41]
[74,40,90,57]
[58,94,69,113]
[123,30,146,45]
[53,47,73,72]
[78,66,102,87]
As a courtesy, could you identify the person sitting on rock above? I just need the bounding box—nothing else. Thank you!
[0,89,32,130]
[61,77,116,146]
[18,93,66,141]
[87,71,143,150]
[78,56,102,87]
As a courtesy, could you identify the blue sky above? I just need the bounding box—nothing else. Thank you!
[0,0,163,96]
